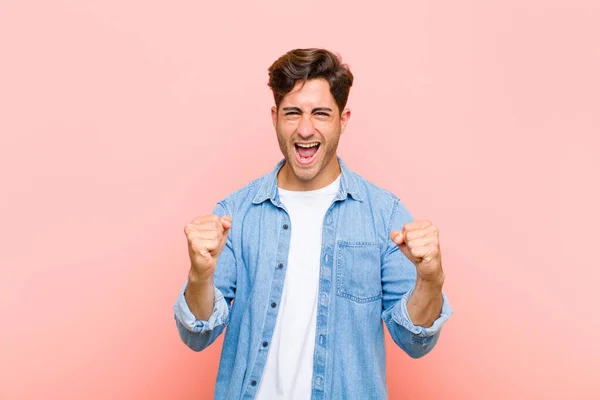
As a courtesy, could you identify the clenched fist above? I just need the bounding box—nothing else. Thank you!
[184,214,232,280]
[390,220,444,285]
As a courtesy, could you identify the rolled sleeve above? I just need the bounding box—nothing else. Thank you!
[173,280,229,334]
[392,287,453,338]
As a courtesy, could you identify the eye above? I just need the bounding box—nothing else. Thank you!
[315,112,330,116]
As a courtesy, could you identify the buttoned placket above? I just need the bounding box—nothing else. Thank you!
[243,200,292,398]
[244,178,349,399]
[311,192,344,399]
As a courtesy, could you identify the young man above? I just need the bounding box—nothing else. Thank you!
[174,48,453,400]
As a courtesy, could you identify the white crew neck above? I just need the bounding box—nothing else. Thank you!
[277,174,341,196]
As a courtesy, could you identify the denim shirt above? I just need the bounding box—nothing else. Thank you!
[173,156,453,400]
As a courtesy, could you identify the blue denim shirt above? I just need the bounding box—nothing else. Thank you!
[173,156,453,400]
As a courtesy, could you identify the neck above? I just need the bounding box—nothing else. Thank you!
[277,155,341,191]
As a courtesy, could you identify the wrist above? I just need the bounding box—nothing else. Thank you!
[188,266,214,287]
[415,272,444,291]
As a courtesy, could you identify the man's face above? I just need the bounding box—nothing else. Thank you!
[271,78,351,188]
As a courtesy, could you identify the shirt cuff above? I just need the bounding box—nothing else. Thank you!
[173,280,229,333]
[392,287,453,338]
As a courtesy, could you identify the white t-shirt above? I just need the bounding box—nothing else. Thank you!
[255,174,341,400]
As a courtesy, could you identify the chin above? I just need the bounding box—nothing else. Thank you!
[291,164,319,180]
[297,171,319,182]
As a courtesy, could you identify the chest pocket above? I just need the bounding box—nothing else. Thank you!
[336,241,383,303]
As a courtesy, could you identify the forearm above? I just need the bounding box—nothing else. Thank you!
[407,276,444,328]
[185,269,215,321]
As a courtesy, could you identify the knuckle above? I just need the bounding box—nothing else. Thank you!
[192,245,206,255]
[192,239,208,250]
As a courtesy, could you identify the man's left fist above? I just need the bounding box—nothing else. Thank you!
[390,220,444,284]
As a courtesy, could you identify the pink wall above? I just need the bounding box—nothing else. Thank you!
[1,0,599,398]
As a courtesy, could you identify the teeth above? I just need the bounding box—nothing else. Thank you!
[296,143,319,148]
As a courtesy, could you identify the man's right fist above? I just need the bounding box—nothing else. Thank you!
[184,214,232,279]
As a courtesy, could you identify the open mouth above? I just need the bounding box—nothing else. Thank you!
[294,142,321,165]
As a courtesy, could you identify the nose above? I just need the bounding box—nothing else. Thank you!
[296,114,316,139]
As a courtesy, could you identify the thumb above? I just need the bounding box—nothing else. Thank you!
[391,230,412,262]
[390,230,404,245]
[398,243,412,262]
[221,216,232,233]
[215,216,232,255]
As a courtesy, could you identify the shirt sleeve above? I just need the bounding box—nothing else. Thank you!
[173,278,229,333]
[380,198,453,357]
[390,285,453,337]
[173,200,237,351]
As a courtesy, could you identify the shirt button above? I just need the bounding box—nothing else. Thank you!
[262,341,269,347]
[319,335,326,346]
[251,380,257,386]
[278,263,283,269]
[271,302,277,308]
[283,224,289,230]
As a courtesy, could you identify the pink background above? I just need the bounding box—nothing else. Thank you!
[1,0,599,398]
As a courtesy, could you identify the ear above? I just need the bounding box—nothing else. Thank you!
[339,108,351,134]
[271,106,278,128]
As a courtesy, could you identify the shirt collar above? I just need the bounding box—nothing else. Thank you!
[252,155,363,205]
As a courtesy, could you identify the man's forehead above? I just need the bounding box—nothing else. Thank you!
[280,79,335,107]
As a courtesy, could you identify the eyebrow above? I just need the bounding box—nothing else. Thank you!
[282,107,333,113]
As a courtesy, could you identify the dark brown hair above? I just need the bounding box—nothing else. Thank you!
[267,48,354,113]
